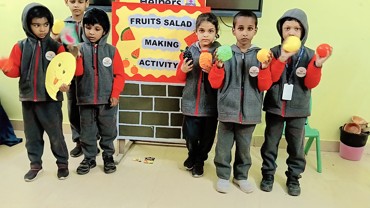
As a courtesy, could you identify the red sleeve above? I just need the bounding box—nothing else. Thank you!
[257,67,272,91]
[208,63,225,89]
[2,43,22,77]
[57,45,65,54]
[176,53,186,82]
[75,55,83,76]
[270,58,286,82]
[111,49,125,99]
[304,56,322,89]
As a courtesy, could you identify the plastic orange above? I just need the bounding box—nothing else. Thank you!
[257,48,270,63]
[199,51,212,71]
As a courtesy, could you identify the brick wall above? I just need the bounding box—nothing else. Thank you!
[118,81,185,143]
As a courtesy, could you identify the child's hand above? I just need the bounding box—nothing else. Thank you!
[279,48,298,62]
[67,45,81,58]
[110,97,119,107]
[50,32,60,41]
[261,50,273,69]
[214,54,224,68]
[315,47,333,68]
[59,83,70,92]
[181,58,193,73]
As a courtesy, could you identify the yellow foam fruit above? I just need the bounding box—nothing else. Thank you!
[282,36,301,52]
[45,52,76,100]
[52,19,65,35]
[257,48,270,63]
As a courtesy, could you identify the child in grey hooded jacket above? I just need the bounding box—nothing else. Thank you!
[260,8,332,196]
[209,10,272,194]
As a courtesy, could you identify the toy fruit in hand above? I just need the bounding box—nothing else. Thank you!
[316,43,332,57]
[282,36,301,52]
[257,48,270,63]
[216,45,232,62]
[183,47,193,64]
[52,19,65,35]
[199,50,212,72]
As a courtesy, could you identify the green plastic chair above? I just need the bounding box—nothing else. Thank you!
[283,98,322,173]
[303,120,322,173]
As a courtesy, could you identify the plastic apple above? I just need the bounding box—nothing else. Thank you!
[316,43,332,57]
[282,36,301,52]
[257,48,270,63]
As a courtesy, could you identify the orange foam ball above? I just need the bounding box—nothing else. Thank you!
[257,48,270,63]
[199,51,212,71]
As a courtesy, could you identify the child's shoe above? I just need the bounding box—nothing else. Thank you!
[24,168,43,182]
[260,174,274,192]
[76,159,96,175]
[286,176,301,196]
[57,163,69,180]
[70,141,82,157]
[183,157,194,171]
[57,168,69,180]
[216,178,230,193]
[103,155,116,174]
[233,178,254,193]
[191,164,203,178]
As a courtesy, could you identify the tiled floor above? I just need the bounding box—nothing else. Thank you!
[0,131,369,208]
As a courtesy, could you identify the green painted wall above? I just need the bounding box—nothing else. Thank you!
[1,0,369,141]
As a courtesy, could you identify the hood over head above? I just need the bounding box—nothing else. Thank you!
[276,8,308,45]
[82,8,110,45]
[21,3,54,39]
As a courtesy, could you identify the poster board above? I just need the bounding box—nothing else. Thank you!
[112,2,210,83]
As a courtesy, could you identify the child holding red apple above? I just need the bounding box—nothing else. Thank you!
[260,8,332,196]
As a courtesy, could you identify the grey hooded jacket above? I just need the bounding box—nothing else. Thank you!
[263,8,316,117]
[76,11,117,105]
[18,3,63,102]
[181,41,221,117]
[217,45,264,124]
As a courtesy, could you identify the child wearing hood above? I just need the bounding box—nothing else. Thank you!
[0,3,70,182]
[74,8,125,175]
[260,8,332,196]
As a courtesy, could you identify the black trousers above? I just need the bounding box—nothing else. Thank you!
[261,112,306,178]
[182,115,218,165]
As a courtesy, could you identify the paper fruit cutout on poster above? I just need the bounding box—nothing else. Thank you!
[121,27,136,41]
[45,52,76,100]
[116,0,205,7]
[60,23,79,46]
[112,2,209,83]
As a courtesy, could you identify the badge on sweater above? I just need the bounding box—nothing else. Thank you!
[45,51,56,61]
[103,57,112,67]
[249,66,259,77]
[296,67,307,77]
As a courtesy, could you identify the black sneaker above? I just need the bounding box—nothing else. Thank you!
[260,174,274,192]
[57,168,69,180]
[183,157,194,171]
[76,159,96,175]
[24,168,43,182]
[103,155,116,174]
[70,142,82,158]
[286,176,301,196]
[192,164,204,178]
